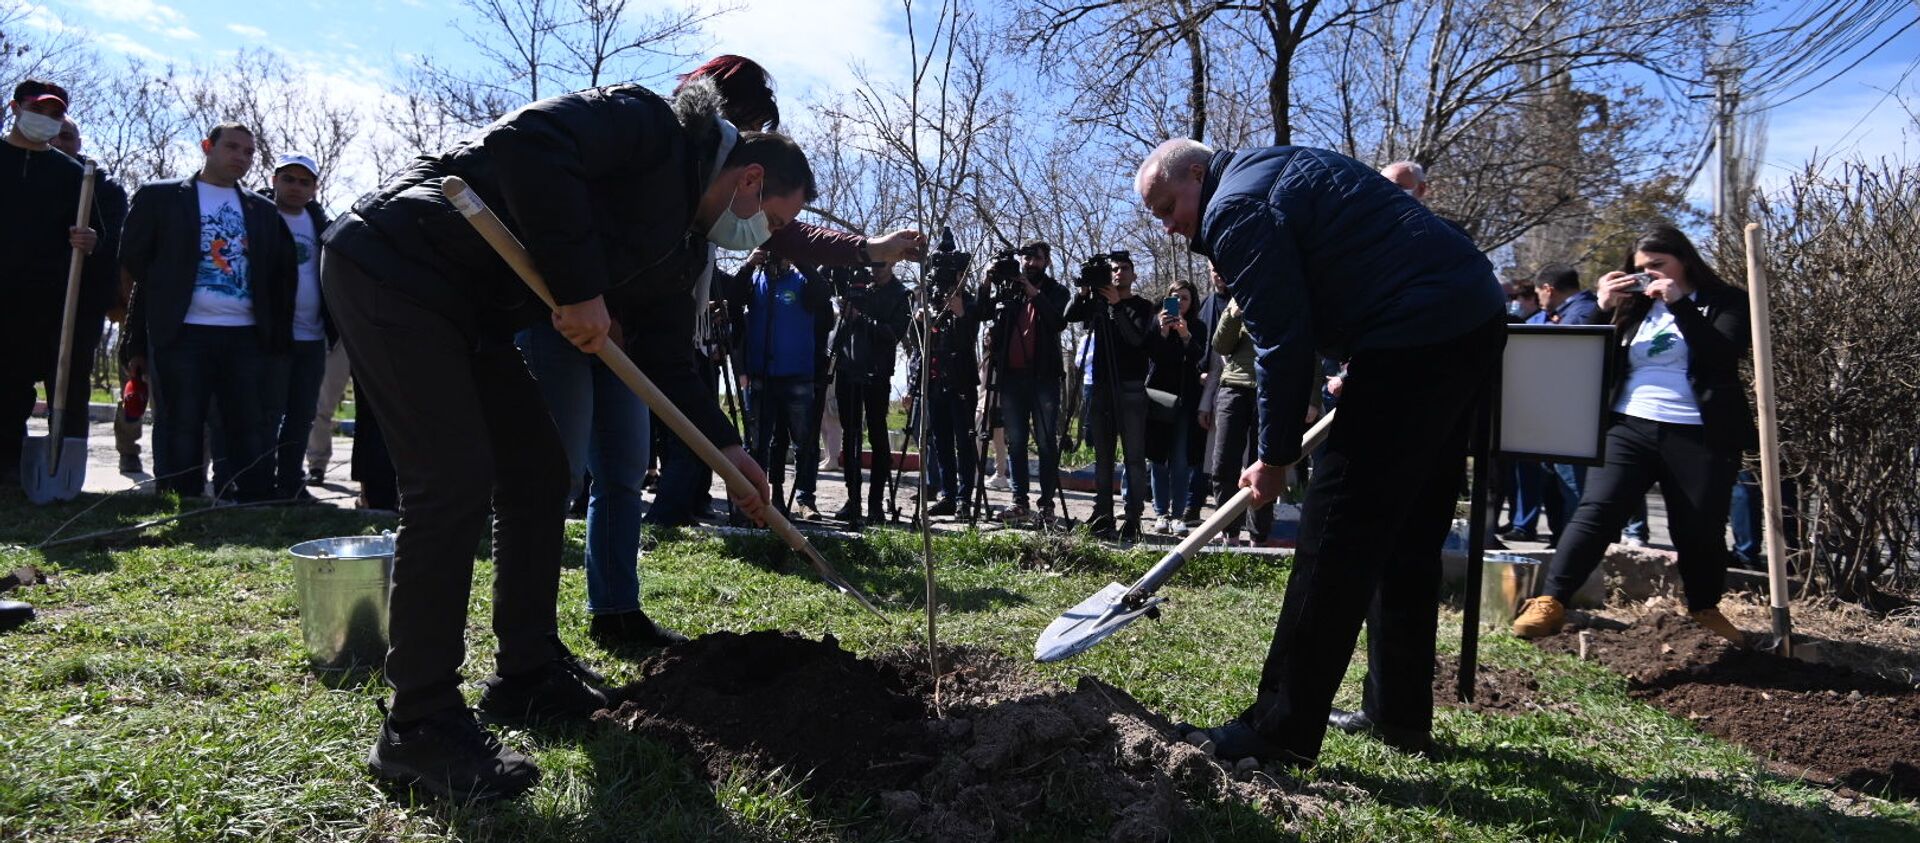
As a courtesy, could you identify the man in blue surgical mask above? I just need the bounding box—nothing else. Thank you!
[1,78,103,486]
[320,73,816,802]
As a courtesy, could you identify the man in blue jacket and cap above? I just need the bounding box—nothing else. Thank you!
[1135,138,1505,766]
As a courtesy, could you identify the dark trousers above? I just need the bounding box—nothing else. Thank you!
[350,377,398,510]
[1209,384,1274,540]
[272,340,328,497]
[0,314,100,479]
[1088,378,1148,521]
[747,375,820,506]
[997,368,1061,507]
[1544,415,1739,612]
[323,254,569,721]
[155,325,286,501]
[1241,317,1503,762]
[836,378,891,505]
[928,383,976,502]
[646,355,720,526]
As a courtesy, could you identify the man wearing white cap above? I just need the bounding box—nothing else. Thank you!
[265,154,331,500]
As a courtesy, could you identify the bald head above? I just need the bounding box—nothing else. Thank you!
[1135,138,1215,240]
[1380,160,1428,202]
[51,116,81,159]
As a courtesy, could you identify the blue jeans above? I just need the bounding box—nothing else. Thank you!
[646,357,719,526]
[1149,407,1205,517]
[747,375,820,506]
[997,368,1061,507]
[1543,461,1587,538]
[157,325,286,501]
[518,323,650,615]
[1507,460,1547,535]
[272,340,328,497]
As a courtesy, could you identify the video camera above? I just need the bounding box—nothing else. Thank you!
[925,227,973,300]
[827,263,875,308]
[1075,250,1131,291]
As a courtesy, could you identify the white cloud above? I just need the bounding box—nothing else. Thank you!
[704,0,912,105]
[227,23,270,39]
[70,0,192,31]
[94,31,168,61]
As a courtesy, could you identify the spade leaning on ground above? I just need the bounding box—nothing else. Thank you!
[318,73,817,802]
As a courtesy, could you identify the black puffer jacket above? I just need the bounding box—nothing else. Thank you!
[829,273,911,384]
[322,78,737,445]
[1594,283,1757,453]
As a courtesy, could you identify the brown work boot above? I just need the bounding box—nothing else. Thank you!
[1690,608,1745,646]
[1512,596,1566,639]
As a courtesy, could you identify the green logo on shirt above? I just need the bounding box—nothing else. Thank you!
[1648,329,1678,358]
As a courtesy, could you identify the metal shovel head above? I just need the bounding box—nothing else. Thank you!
[1035,582,1162,662]
[20,435,87,505]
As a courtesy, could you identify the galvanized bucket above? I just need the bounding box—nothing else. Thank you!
[288,533,394,671]
[1480,552,1545,630]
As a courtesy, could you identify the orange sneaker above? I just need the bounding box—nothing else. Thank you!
[1512,596,1567,639]
[1690,608,1745,646]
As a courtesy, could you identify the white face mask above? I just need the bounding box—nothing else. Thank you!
[706,182,773,250]
[14,110,61,144]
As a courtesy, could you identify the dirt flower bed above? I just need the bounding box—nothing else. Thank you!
[1534,611,1920,799]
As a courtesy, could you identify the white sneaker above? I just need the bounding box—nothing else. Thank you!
[986,474,1011,491]
[1171,520,1190,536]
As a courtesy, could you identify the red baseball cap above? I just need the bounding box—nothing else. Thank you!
[20,93,67,114]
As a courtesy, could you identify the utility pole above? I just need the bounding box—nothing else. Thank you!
[1712,29,1744,237]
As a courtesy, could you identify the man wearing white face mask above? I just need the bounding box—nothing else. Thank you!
[1,79,102,486]
[321,74,810,802]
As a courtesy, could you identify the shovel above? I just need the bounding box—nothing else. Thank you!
[22,163,97,505]
[1036,408,1337,662]
[440,177,886,621]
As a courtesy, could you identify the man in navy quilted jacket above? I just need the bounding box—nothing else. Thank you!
[1135,138,1505,766]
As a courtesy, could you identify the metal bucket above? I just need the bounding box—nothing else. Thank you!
[1479,552,1544,630]
[289,533,395,671]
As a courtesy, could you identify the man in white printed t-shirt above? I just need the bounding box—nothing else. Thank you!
[261,153,333,500]
[120,122,297,501]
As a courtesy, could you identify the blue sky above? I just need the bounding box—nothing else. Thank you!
[32,0,1920,196]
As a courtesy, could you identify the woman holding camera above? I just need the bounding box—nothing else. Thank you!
[1513,225,1756,643]
[1146,278,1207,535]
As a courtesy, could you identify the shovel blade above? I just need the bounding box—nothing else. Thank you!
[1035,582,1142,663]
[21,435,87,505]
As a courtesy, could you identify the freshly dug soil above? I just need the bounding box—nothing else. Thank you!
[1434,655,1551,716]
[600,631,1322,840]
[1535,613,1920,799]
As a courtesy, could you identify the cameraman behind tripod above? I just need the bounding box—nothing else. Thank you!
[985,241,1072,524]
[917,260,988,518]
[827,262,910,525]
[1064,251,1154,540]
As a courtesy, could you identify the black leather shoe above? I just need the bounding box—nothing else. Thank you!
[1326,707,1431,754]
[477,661,612,725]
[1086,515,1117,540]
[368,705,538,802]
[1172,720,1306,766]
[926,497,958,517]
[589,610,690,650]
[1120,518,1142,542]
[831,502,862,526]
[0,599,33,633]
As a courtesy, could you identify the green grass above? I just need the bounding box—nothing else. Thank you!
[0,491,1914,841]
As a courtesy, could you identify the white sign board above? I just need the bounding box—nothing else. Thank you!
[1498,325,1613,465]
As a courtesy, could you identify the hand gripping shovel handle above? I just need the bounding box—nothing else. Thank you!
[441,177,886,621]
[1126,408,1337,599]
[45,163,98,472]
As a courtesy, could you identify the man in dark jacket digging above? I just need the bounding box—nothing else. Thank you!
[321,77,799,801]
[1134,139,1505,767]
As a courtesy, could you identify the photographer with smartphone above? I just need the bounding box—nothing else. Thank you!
[827,261,910,525]
[1064,251,1154,540]
[1146,278,1207,535]
[1514,226,1755,645]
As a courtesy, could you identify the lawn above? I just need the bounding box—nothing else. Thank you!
[0,490,1914,841]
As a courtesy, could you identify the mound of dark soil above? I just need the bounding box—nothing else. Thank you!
[1536,612,1920,799]
[599,631,1320,840]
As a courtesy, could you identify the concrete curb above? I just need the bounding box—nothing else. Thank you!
[33,401,356,435]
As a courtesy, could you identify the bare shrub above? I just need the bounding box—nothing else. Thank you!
[1754,159,1920,605]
